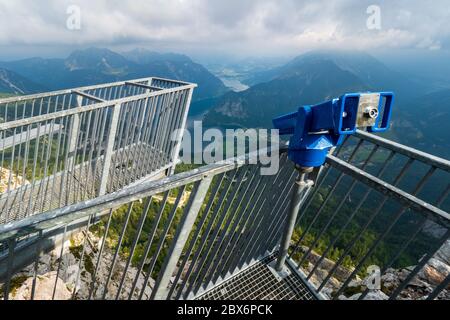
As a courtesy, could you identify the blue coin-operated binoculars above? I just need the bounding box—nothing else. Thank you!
[273,92,394,168]
[272,92,394,273]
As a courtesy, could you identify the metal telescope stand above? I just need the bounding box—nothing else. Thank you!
[271,91,394,276]
[275,166,314,272]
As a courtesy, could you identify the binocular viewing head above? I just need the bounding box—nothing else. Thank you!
[273,92,394,168]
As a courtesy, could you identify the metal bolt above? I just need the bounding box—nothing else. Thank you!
[364,107,379,119]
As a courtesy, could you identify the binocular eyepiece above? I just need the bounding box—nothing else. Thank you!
[364,107,379,119]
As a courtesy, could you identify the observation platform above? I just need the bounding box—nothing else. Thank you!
[0,77,195,224]
[0,82,448,301]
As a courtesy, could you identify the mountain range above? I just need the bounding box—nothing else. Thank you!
[0,68,46,94]
[242,51,434,99]
[0,48,448,158]
[0,47,228,101]
[203,50,450,158]
[204,58,370,128]
[393,88,450,158]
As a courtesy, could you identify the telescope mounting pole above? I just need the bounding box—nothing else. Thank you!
[275,165,315,272]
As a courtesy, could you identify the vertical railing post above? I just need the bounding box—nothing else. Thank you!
[98,103,121,196]
[3,238,16,300]
[152,176,213,300]
[168,87,194,175]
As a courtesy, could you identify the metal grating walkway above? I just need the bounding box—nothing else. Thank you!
[196,256,316,300]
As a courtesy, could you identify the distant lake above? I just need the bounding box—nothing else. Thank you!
[219,78,249,92]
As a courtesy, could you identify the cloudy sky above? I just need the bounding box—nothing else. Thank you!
[0,0,449,59]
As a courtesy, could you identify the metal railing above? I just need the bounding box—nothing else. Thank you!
[289,130,450,300]
[0,130,448,300]
[0,78,196,224]
[0,150,296,300]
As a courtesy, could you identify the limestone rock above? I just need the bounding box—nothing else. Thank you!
[0,167,29,193]
[11,272,71,300]
[419,265,446,286]
[348,290,388,300]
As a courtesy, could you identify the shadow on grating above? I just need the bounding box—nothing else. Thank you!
[196,256,316,300]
